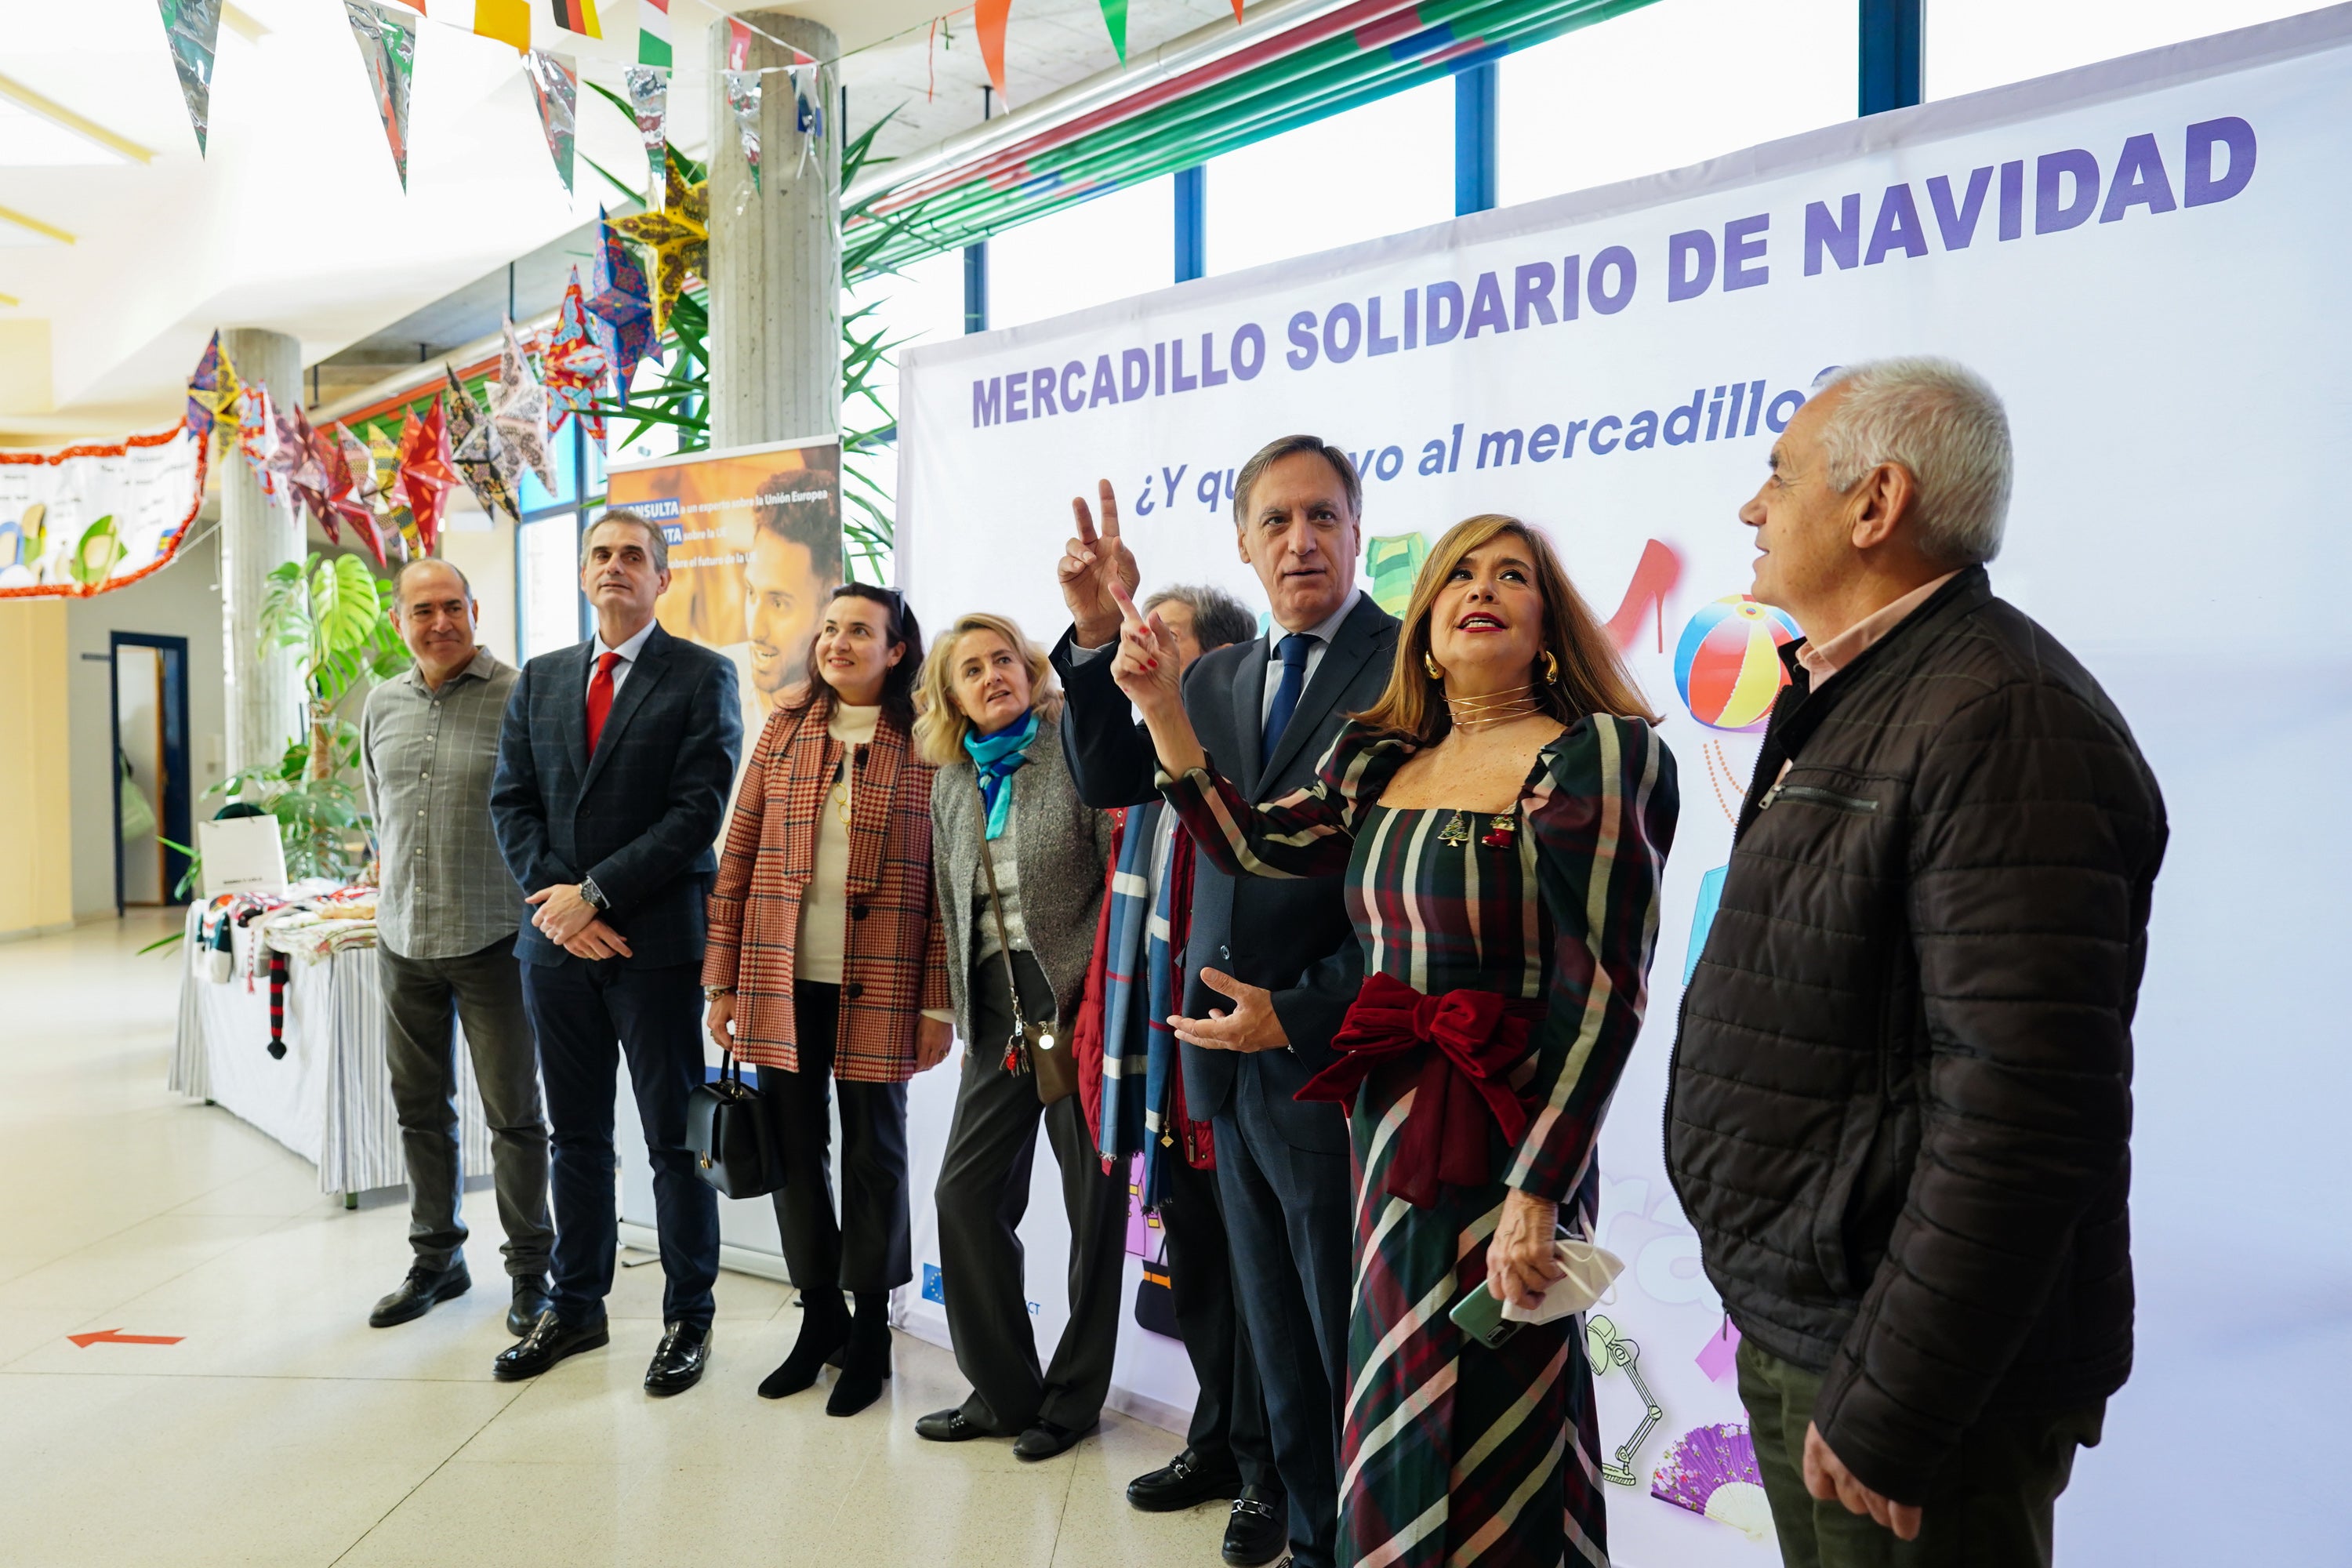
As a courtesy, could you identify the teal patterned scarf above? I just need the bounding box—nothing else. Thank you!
[963,710,1039,840]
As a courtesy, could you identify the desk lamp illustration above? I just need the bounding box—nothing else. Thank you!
[1585,1314,1666,1486]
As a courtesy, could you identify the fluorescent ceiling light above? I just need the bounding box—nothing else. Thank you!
[0,74,152,167]
[0,203,75,247]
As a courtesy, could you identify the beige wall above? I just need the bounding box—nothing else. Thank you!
[0,598,73,939]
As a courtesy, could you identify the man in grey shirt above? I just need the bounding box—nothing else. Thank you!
[361,557,554,1335]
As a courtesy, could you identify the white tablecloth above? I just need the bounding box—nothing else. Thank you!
[169,905,492,1197]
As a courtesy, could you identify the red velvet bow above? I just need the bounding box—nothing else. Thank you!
[1295,972,1543,1207]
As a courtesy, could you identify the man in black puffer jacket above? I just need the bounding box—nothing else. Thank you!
[1669,358,2166,1568]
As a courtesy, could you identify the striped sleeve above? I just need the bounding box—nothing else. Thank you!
[1505,714,1679,1200]
[1156,721,1408,880]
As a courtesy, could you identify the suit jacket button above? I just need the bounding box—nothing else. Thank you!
[846,983,865,1000]
[851,904,869,920]
[1221,946,1231,960]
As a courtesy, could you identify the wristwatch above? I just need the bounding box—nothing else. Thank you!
[703,985,735,1002]
[578,877,608,912]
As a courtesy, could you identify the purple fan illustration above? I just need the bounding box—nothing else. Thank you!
[1652,1422,1772,1543]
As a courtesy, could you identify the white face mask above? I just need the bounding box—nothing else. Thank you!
[1501,1237,1625,1326]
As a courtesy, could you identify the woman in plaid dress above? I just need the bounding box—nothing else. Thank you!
[1109,516,1679,1568]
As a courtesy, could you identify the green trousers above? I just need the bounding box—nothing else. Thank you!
[1737,1339,2105,1568]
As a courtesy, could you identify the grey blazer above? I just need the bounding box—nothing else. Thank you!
[931,714,1113,1046]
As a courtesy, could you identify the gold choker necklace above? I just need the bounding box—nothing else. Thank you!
[1445,684,1541,732]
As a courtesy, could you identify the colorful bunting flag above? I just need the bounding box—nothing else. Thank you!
[443,369,518,524]
[325,423,386,565]
[550,0,600,38]
[622,64,668,201]
[395,397,458,555]
[184,331,239,453]
[724,70,762,194]
[583,207,653,391]
[343,2,417,189]
[156,0,224,154]
[608,159,706,334]
[474,0,528,52]
[637,0,670,67]
[1098,0,1127,63]
[490,319,557,498]
[726,16,753,71]
[524,49,578,194]
[542,268,610,443]
[976,0,1010,100]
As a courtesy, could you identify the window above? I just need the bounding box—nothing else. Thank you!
[987,173,1178,329]
[1926,0,2314,100]
[1207,78,1455,276]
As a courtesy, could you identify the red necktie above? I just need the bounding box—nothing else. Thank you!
[586,651,621,752]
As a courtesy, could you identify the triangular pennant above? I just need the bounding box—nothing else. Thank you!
[583,207,654,390]
[976,0,1010,100]
[155,0,223,154]
[1098,0,1127,63]
[474,0,528,52]
[550,0,600,38]
[343,2,417,189]
[622,64,667,201]
[524,50,577,194]
[637,0,670,67]
[725,16,753,71]
[723,70,761,194]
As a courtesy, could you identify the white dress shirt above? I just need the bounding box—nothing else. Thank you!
[587,617,659,699]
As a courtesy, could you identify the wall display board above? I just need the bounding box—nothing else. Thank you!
[895,10,2352,1562]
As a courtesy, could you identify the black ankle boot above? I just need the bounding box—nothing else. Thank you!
[825,1293,893,1417]
[759,1289,849,1399]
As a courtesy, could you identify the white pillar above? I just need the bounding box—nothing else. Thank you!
[218,327,304,784]
[706,9,840,450]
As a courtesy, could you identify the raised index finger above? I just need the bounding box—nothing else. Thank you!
[1096,478,1120,539]
[1108,575,1146,629]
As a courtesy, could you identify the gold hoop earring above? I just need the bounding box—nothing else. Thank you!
[1542,651,1560,685]
[1423,652,1443,681]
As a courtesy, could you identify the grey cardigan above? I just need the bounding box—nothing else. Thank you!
[931,714,1112,1046]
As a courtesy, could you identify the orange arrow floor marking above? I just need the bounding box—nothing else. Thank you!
[68,1329,184,1348]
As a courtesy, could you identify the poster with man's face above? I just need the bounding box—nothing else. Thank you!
[605,437,844,739]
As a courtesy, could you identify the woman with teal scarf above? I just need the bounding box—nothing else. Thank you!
[911,612,1121,1463]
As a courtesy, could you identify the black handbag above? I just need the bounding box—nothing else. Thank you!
[1134,1235,1181,1340]
[685,1051,786,1200]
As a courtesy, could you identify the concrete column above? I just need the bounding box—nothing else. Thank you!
[218,327,304,784]
[706,9,841,450]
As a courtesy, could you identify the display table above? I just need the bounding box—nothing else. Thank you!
[169,904,492,1200]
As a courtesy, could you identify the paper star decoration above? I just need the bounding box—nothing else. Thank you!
[584,207,654,392]
[327,423,387,565]
[395,397,459,555]
[236,383,279,497]
[490,319,558,498]
[279,404,337,543]
[608,158,706,335]
[185,330,239,452]
[441,368,519,524]
[542,269,610,444]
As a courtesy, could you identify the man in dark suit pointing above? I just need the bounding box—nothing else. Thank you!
[1052,437,1398,1568]
[489,510,742,1394]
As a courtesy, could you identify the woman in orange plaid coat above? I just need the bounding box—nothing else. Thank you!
[703,584,954,1417]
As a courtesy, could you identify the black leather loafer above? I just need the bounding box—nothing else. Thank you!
[1127,1447,1243,1512]
[369,1262,470,1328]
[913,1406,996,1443]
[1223,1486,1289,1567]
[644,1322,710,1396]
[493,1310,608,1381]
[1013,1417,1097,1461]
[506,1276,553,1338]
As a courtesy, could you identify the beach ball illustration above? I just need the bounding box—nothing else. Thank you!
[1674,596,1802,731]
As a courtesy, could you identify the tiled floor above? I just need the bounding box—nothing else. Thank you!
[0,913,1225,1566]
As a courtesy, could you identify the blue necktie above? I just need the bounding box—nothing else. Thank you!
[1261,633,1313,767]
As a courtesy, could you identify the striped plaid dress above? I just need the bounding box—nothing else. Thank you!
[1163,714,1676,1568]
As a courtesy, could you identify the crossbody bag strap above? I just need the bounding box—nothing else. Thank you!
[973,774,1029,1037]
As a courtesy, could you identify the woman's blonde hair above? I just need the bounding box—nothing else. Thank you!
[1355,514,1658,742]
[913,611,1065,765]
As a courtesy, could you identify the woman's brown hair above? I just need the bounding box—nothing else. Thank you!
[798,584,925,729]
[911,612,1065,766]
[1354,514,1658,742]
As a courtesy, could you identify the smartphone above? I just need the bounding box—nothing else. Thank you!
[1448,1284,1522,1349]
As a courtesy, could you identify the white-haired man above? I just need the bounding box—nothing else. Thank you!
[1670,358,2168,1567]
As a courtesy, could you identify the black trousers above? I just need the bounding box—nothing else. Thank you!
[377,935,553,1279]
[760,981,913,1294]
[1157,1134,1276,1490]
[1215,1063,1355,1568]
[523,956,719,1332]
[935,949,1129,1434]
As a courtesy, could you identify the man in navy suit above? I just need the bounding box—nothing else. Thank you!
[488,510,742,1394]
[1051,438,1399,1568]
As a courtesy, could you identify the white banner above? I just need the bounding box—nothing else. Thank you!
[0,424,205,597]
[899,11,2352,1563]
